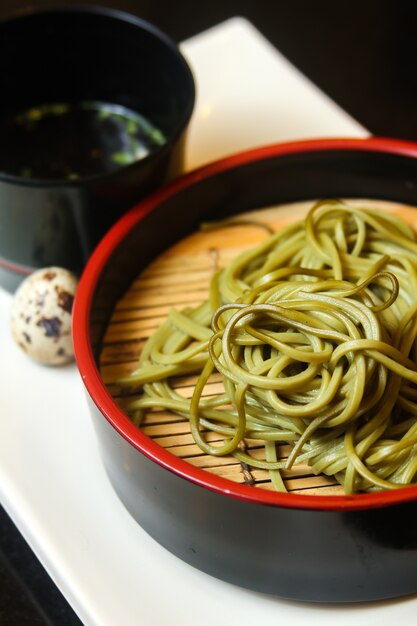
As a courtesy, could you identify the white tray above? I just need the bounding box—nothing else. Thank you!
[3,16,416,626]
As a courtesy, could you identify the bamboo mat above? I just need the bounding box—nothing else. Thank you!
[99,199,417,495]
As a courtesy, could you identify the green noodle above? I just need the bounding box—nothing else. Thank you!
[118,199,417,494]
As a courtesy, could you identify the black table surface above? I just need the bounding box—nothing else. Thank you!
[2,1,417,624]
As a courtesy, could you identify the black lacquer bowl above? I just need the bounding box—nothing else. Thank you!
[73,138,417,603]
[0,6,194,291]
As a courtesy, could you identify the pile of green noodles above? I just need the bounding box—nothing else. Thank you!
[118,200,417,493]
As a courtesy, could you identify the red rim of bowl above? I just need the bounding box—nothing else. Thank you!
[73,136,417,512]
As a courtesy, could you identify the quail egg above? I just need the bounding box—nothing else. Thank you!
[10,266,78,365]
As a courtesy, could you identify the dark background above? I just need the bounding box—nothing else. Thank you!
[2,0,417,141]
[2,1,417,624]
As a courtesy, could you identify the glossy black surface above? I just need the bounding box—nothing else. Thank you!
[0,5,194,291]
[86,144,417,602]
[4,0,417,622]
[91,398,417,602]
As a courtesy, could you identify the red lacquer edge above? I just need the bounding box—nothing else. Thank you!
[0,255,33,276]
[73,137,417,512]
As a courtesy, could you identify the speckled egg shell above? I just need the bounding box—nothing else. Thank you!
[10,267,79,365]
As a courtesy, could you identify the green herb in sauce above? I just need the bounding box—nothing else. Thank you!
[0,101,166,179]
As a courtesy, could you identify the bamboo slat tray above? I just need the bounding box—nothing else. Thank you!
[99,199,417,496]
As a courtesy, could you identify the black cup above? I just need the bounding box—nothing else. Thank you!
[0,6,195,291]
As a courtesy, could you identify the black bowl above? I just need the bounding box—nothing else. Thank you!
[0,6,195,292]
[73,137,417,603]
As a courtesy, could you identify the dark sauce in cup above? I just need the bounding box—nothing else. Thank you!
[0,101,166,180]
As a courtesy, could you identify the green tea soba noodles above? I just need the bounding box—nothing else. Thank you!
[118,200,417,493]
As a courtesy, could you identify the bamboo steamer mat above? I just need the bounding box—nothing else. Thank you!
[99,199,417,496]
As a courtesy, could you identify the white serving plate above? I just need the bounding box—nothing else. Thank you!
[3,16,416,626]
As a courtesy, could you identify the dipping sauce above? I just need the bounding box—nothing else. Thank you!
[0,101,166,179]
